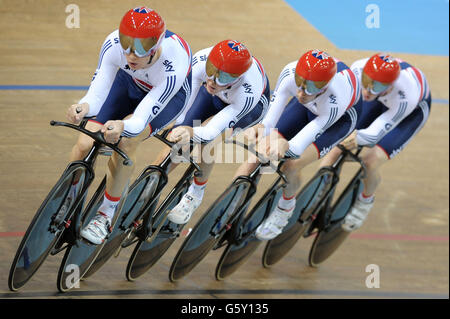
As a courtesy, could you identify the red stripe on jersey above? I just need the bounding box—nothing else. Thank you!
[134,78,153,90]
[171,34,192,75]
[411,67,424,101]
[253,56,267,92]
[345,69,357,110]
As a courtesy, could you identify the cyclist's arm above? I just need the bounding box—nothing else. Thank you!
[79,33,121,117]
[356,92,418,146]
[286,93,350,157]
[262,65,297,135]
[174,50,209,125]
[122,61,190,137]
[192,96,257,143]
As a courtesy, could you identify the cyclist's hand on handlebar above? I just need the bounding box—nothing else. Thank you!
[266,131,289,160]
[102,120,124,144]
[168,126,193,144]
[340,131,358,150]
[67,103,89,125]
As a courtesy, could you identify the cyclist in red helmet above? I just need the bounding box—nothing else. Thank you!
[321,53,432,232]
[151,39,270,225]
[64,7,193,244]
[233,49,363,240]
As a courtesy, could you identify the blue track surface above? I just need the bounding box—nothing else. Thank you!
[284,0,449,56]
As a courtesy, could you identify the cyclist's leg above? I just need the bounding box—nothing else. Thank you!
[254,98,313,240]
[343,95,431,231]
[257,99,359,240]
[319,96,366,167]
[167,86,228,224]
[81,71,190,244]
[62,72,136,221]
[179,82,270,216]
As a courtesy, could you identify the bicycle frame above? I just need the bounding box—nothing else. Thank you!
[211,139,289,248]
[50,119,132,248]
[129,135,201,243]
[306,145,366,234]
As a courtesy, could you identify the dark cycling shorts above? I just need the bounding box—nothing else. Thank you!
[92,69,192,137]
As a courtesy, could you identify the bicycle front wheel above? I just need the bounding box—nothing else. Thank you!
[83,169,162,280]
[215,187,283,281]
[57,176,106,292]
[8,164,89,291]
[125,181,188,282]
[308,176,363,267]
[262,169,334,268]
[168,179,251,282]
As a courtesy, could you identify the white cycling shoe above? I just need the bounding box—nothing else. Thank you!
[341,198,374,232]
[255,206,293,241]
[80,212,111,245]
[167,193,202,225]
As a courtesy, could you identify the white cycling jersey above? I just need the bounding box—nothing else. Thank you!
[262,60,360,157]
[175,46,268,143]
[351,58,430,146]
[79,30,191,137]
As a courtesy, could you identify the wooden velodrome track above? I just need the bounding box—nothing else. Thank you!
[0,0,448,299]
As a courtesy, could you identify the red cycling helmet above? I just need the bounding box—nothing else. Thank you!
[363,53,400,84]
[295,50,337,95]
[295,49,337,82]
[207,40,252,76]
[119,7,166,57]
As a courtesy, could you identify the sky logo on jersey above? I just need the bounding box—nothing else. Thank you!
[163,60,174,72]
[243,83,253,94]
[311,50,330,60]
[133,6,152,13]
[227,41,246,52]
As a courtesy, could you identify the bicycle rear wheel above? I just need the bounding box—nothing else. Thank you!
[8,164,89,291]
[125,181,188,282]
[215,186,283,280]
[82,169,162,280]
[262,169,334,268]
[308,174,363,267]
[168,179,251,282]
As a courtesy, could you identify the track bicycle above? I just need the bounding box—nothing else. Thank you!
[8,119,131,292]
[168,139,289,282]
[262,145,366,268]
[123,139,202,282]
[56,131,201,291]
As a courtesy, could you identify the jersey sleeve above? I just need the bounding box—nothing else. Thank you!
[192,92,259,143]
[174,49,209,125]
[356,90,419,146]
[79,32,120,116]
[286,78,352,157]
[286,104,345,157]
[262,64,297,135]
